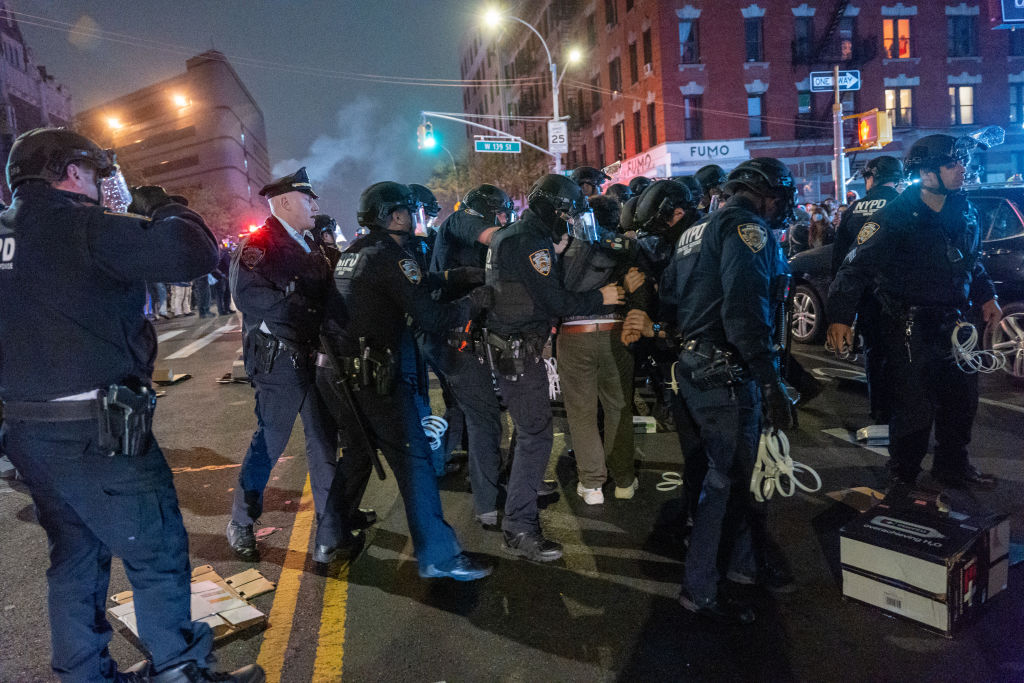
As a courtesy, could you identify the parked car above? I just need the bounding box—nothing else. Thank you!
[786,183,1024,382]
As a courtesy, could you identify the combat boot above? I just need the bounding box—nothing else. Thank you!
[226,521,258,560]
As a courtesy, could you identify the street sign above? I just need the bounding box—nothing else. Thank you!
[810,70,861,92]
[474,139,521,154]
[548,120,568,154]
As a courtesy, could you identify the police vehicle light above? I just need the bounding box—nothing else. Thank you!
[248,224,260,233]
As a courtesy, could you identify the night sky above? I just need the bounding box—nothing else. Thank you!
[16,0,488,230]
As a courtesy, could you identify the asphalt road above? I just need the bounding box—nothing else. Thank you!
[1,314,1022,682]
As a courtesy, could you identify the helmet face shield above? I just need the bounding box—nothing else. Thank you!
[413,205,430,236]
[99,167,132,211]
[568,209,599,242]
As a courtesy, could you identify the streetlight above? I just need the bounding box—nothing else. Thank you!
[172,93,190,108]
[107,117,123,130]
[483,8,578,173]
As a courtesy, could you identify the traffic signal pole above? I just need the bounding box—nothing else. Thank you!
[832,64,849,203]
[420,111,557,158]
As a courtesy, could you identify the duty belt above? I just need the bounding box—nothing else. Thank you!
[558,321,623,335]
[3,397,102,422]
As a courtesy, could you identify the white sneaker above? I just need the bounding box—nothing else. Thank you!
[576,482,605,505]
[614,477,639,500]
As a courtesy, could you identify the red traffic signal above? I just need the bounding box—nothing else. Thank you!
[845,108,892,152]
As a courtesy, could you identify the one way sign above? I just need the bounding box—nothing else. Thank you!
[810,70,861,92]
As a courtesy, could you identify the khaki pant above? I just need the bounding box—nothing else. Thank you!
[557,327,635,489]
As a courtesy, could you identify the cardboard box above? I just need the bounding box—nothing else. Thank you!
[633,415,657,433]
[840,489,1010,636]
[110,564,274,641]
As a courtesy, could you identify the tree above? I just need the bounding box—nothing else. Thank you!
[426,146,551,215]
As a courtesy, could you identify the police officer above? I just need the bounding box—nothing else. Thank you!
[315,181,491,580]
[427,183,512,525]
[408,182,441,268]
[830,155,903,425]
[627,175,653,199]
[570,165,611,198]
[485,174,624,561]
[0,128,261,681]
[623,157,797,624]
[603,182,631,204]
[227,167,345,562]
[827,135,1001,489]
[694,164,729,212]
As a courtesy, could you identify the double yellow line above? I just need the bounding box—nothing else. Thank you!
[256,476,351,682]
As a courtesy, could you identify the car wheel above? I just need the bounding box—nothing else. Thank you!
[985,302,1024,385]
[791,284,825,344]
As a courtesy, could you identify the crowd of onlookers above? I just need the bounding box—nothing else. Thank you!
[783,190,861,258]
[145,241,237,320]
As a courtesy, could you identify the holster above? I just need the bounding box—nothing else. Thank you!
[484,332,545,378]
[680,339,750,391]
[98,385,157,457]
[250,328,283,374]
[334,339,398,395]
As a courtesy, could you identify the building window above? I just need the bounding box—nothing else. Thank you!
[596,133,606,168]
[629,42,639,84]
[586,14,597,47]
[798,92,812,115]
[609,57,622,92]
[679,20,699,63]
[794,17,813,62]
[642,29,653,65]
[633,110,643,154]
[950,85,974,125]
[1012,29,1024,57]
[626,0,634,11]
[836,17,856,60]
[591,75,602,111]
[683,96,702,139]
[882,18,911,59]
[647,102,658,146]
[947,16,977,58]
[613,121,626,160]
[747,95,765,137]
[1011,84,1024,125]
[604,0,617,27]
[745,18,764,62]
[885,87,913,126]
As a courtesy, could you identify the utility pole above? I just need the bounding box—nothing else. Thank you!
[832,64,848,203]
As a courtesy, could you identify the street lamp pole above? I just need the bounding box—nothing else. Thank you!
[500,14,562,173]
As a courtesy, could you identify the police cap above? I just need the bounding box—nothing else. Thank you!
[259,166,319,199]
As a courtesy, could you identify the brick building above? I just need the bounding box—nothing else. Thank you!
[461,1,1024,201]
[77,51,272,238]
[0,0,72,201]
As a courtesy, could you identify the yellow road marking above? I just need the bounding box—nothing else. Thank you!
[256,475,316,683]
[312,560,351,682]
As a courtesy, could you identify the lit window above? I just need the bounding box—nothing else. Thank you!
[884,88,913,126]
[950,85,974,126]
[882,18,911,59]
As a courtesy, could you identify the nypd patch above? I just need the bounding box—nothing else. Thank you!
[240,245,265,269]
[857,222,880,245]
[737,223,767,253]
[334,252,360,278]
[529,249,552,276]
[399,258,422,284]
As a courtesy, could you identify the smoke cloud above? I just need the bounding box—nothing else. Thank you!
[273,96,429,241]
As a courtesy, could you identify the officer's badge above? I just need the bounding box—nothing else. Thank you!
[399,258,422,284]
[240,245,265,269]
[857,222,880,245]
[737,224,767,252]
[529,249,552,276]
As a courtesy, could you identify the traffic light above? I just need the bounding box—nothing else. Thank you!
[845,108,892,152]
[417,122,436,150]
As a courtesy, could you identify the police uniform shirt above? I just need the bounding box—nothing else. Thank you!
[663,195,786,380]
[0,183,218,400]
[830,184,900,276]
[827,184,996,327]
[230,215,333,346]
[430,209,491,272]
[323,231,471,358]
[484,208,606,337]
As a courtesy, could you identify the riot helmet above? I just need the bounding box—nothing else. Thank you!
[619,196,639,233]
[589,194,622,232]
[861,155,904,186]
[627,175,653,197]
[694,164,728,196]
[570,166,611,195]
[462,183,515,226]
[632,179,692,234]
[673,176,703,206]
[528,173,593,238]
[408,182,441,235]
[723,157,797,228]
[603,183,631,203]
[356,181,417,230]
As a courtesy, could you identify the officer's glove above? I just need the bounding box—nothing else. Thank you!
[760,378,797,431]
[445,266,486,289]
[467,285,495,318]
[128,185,176,217]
